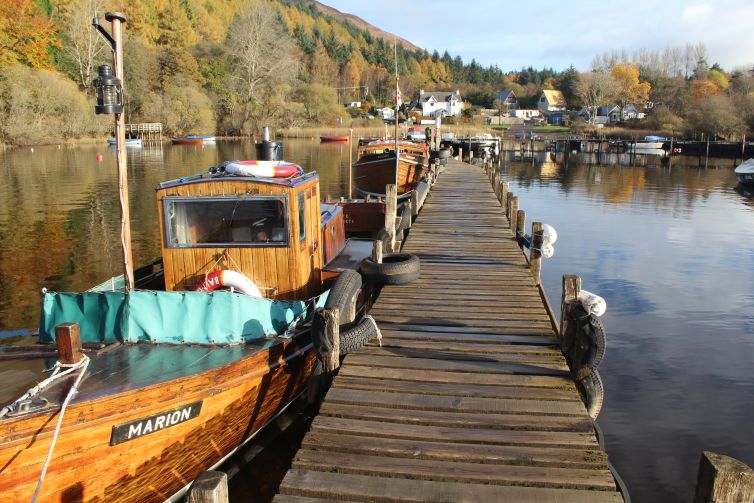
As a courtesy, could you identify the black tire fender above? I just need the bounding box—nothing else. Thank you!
[576,371,604,420]
[339,315,380,355]
[360,253,420,285]
[324,269,362,325]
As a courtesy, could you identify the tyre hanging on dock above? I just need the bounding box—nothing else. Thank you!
[337,316,380,355]
[323,269,362,325]
[576,370,604,420]
[359,253,420,285]
[563,306,606,374]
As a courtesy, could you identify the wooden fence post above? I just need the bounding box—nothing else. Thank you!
[55,323,83,365]
[516,209,526,248]
[694,451,754,503]
[372,239,383,263]
[509,197,518,233]
[385,184,397,253]
[322,308,340,372]
[560,275,581,345]
[187,470,228,503]
[530,222,544,286]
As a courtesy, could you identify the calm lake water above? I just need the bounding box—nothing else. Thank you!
[1,139,752,502]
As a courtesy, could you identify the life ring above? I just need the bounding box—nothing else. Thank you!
[195,270,262,297]
[223,160,304,178]
[360,253,420,285]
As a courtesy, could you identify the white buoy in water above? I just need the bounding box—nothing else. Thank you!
[579,290,607,317]
[542,224,557,245]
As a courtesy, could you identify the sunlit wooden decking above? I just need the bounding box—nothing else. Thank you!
[273,159,623,502]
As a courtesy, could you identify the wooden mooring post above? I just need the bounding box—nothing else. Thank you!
[187,470,228,503]
[509,196,518,234]
[384,184,398,253]
[515,209,526,248]
[694,451,754,503]
[499,181,509,207]
[560,275,581,345]
[321,308,340,373]
[55,323,83,365]
[530,222,544,286]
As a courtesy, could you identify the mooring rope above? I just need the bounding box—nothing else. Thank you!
[30,355,90,503]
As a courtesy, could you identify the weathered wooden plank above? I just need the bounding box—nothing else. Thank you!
[353,345,564,364]
[279,470,623,502]
[301,431,607,468]
[373,339,561,356]
[318,402,592,432]
[333,375,576,400]
[292,450,617,490]
[342,353,570,375]
[336,365,575,389]
[309,416,599,448]
[325,387,586,416]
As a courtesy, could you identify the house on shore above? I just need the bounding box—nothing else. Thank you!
[537,90,567,125]
[415,89,464,117]
[495,90,518,115]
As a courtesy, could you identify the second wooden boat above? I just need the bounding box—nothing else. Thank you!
[352,140,429,199]
[320,135,349,142]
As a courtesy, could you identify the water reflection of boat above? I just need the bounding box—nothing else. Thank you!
[108,138,142,148]
[539,160,560,178]
[734,158,754,185]
[0,161,378,502]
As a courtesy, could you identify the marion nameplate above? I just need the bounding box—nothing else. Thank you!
[110,401,203,446]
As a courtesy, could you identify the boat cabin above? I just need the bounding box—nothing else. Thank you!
[156,167,325,300]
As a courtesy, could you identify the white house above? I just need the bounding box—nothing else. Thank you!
[511,109,541,119]
[346,101,362,109]
[537,90,567,113]
[417,89,464,117]
[376,107,394,120]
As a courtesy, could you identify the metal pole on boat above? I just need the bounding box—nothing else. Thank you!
[393,40,400,187]
[94,12,134,290]
[348,128,353,198]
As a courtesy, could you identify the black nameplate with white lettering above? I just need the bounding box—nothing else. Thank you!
[110,401,203,446]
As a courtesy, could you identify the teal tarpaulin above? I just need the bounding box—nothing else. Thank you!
[39,290,328,345]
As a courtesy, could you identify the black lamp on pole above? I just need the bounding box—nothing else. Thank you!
[93,64,123,115]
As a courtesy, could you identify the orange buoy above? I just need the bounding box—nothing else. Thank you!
[97,153,103,161]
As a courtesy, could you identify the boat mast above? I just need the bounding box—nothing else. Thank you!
[95,13,134,290]
[394,39,400,186]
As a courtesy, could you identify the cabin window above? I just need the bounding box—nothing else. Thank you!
[163,196,289,248]
[298,192,306,243]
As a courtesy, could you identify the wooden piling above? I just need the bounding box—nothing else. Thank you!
[321,308,340,373]
[515,209,526,248]
[560,275,581,346]
[55,323,83,365]
[530,222,544,286]
[500,181,509,207]
[385,184,398,253]
[506,192,514,219]
[410,190,420,218]
[694,451,754,503]
[372,238,383,263]
[509,197,518,235]
[187,470,228,503]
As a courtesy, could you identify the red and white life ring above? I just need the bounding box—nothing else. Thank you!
[224,160,303,178]
[195,270,263,297]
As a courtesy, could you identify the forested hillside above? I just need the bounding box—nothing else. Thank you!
[0,0,752,145]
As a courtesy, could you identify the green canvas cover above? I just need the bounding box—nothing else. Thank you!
[39,290,328,345]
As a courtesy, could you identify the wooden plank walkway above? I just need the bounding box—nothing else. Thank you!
[274,159,623,502]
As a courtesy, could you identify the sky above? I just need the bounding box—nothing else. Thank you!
[323,0,754,72]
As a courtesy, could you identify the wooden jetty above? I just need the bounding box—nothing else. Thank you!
[272,159,624,502]
[125,122,162,143]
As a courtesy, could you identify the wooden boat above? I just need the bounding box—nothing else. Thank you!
[185,135,216,143]
[171,137,205,145]
[734,158,754,185]
[320,135,349,143]
[352,140,429,199]
[0,160,377,502]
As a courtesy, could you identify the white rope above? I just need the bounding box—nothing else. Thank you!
[30,355,90,503]
[362,315,382,347]
[0,359,85,419]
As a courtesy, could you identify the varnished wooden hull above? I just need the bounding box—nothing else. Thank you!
[0,336,315,502]
[352,154,428,198]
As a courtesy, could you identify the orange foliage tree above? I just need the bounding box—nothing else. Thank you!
[690,79,721,102]
[0,0,60,68]
[610,62,651,113]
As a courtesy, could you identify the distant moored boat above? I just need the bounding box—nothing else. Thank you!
[320,135,349,143]
[734,158,754,185]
